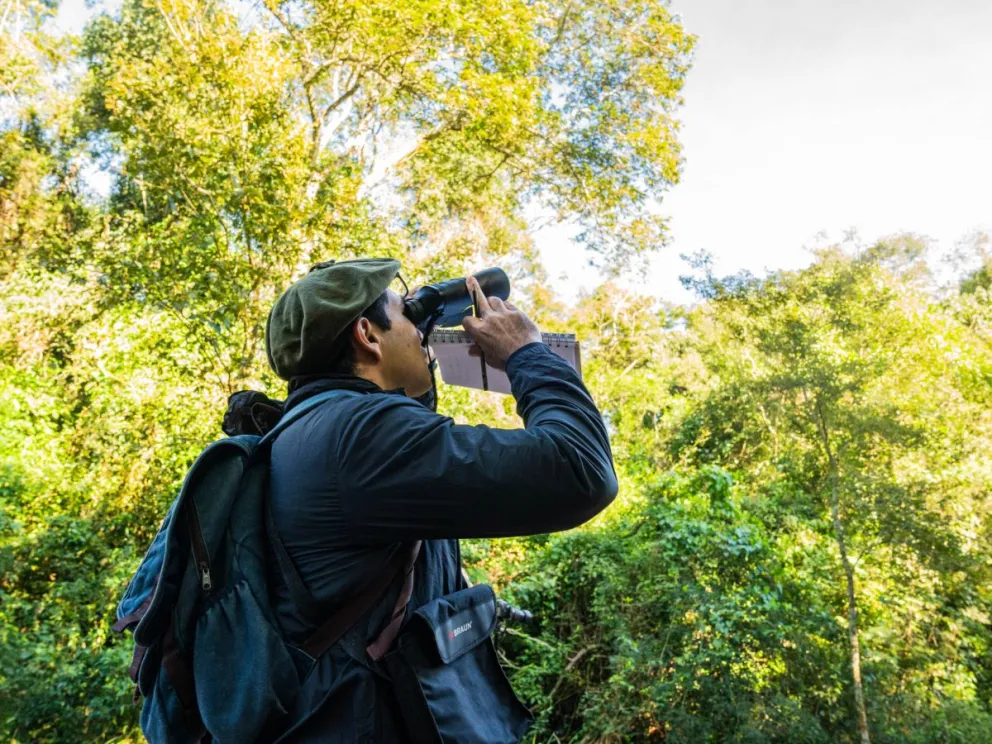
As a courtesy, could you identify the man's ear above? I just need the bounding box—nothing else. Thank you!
[351,317,383,363]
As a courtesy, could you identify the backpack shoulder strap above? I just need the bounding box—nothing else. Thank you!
[263,387,422,660]
[260,389,348,446]
[264,496,322,626]
[263,387,362,624]
[305,541,422,660]
[266,487,422,657]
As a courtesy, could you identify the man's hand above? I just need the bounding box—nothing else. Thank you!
[461,277,543,371]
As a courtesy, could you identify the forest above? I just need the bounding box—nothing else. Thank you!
[2,0,992,741]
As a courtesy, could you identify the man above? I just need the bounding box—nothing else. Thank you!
[265,258,618,742]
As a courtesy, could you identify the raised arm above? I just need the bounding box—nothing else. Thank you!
[336,341,618,542]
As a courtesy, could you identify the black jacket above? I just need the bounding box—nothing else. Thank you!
[268,341,617,741]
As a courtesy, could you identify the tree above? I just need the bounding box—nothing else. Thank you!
[671,240,992,742]
[72,0,694,388]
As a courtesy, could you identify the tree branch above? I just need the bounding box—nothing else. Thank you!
[549,646,597,702]
[0,0,16,36]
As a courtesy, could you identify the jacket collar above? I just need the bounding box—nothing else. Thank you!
[284,373,407,413]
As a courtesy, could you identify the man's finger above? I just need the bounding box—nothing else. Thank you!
[489,296,506,312]
[468,277,490,318]
[462,315,480,333]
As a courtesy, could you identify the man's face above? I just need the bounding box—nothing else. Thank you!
[375,289,433,398]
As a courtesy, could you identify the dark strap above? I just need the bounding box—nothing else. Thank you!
[261,386,356,625]
[365,542,420,661]
[113,578,158,686]
[265,496,324,626]
[266,484,422,659]
[302,541,422,659]
[163,623,205,737]
[259,389,344,446]
[127,644,148,683]
[112,592,153,633]
[259,388,349,625]
[263,387,422,660]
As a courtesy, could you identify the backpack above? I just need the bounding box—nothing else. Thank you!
[112,390,418,743]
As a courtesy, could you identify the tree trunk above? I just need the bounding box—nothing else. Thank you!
[831,475,871,744]
[815,401,871,744]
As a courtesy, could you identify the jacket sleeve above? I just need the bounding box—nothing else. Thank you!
[335,342,619,542]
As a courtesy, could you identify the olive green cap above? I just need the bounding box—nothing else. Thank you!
[265,258,401,380]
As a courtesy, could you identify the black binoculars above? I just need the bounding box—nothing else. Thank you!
[403,267,510,331]
[495,599,535,626]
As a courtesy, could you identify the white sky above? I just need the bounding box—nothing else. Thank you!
[541,0,992,303]
[56,0,992,304]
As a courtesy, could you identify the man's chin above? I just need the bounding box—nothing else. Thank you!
[409,372,434,401]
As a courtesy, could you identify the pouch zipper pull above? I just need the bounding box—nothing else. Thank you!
[186,503,213,594]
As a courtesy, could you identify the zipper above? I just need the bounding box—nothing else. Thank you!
[186,503,213,592]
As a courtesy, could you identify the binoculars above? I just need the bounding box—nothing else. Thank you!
[495,599,535,626]
[403,267,510,332]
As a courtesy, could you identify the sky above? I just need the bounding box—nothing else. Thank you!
[55,0,992,304]
[539,0,992,303]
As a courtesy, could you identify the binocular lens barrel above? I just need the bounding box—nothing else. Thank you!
[404,267,510,329]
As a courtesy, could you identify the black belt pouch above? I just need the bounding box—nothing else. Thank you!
[383,584,532,744]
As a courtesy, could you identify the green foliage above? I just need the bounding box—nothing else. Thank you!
[0,480,140,741]
[499,468,844,743]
